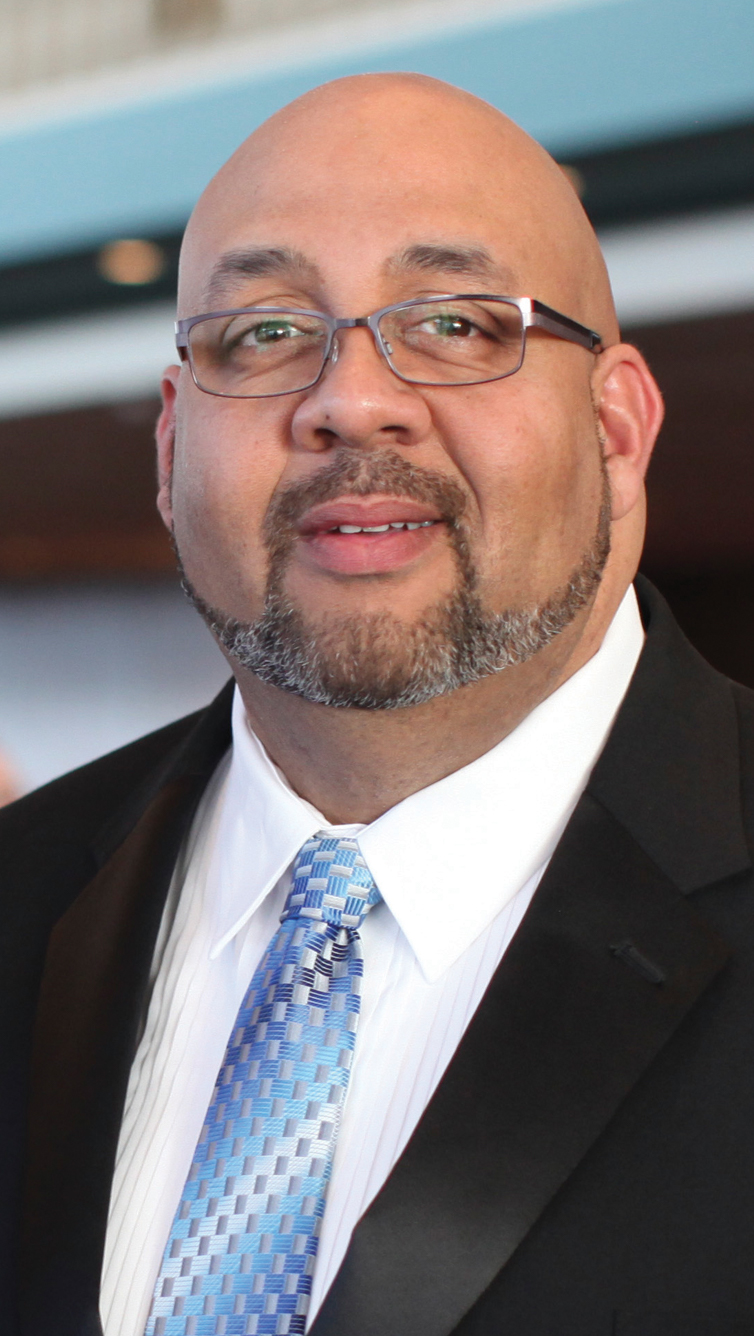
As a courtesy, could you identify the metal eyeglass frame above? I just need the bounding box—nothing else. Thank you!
[174,294,604,398]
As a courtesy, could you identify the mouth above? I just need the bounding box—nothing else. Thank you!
[294,497,446,577]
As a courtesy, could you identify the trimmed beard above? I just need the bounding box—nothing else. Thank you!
[178,448,612,711]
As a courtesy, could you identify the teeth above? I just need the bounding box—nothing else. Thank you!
[333,520,435,534]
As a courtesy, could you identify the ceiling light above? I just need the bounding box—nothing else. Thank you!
[97,238,166,286]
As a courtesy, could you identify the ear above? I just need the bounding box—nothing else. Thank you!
[591,343,664,522]
[156,364,181,531]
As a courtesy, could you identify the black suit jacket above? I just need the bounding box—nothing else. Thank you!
[3,577,754,1336]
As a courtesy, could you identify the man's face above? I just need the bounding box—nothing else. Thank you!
[162,103,610,707]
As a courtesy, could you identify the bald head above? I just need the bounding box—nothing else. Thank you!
[179,73,619,343]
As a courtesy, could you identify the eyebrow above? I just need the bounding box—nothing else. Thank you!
[203,246,320,306]
[386,242,515,288]
[201,240,516,311]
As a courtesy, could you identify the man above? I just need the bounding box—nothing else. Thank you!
[2,72,754,1336]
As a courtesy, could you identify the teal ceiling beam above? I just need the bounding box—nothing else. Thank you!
[0,0,753,264]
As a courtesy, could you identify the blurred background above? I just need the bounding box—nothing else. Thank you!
[0,0,753,798]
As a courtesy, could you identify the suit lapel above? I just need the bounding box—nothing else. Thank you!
[18,686,233,1336]
[311,793,731,1336]
[588,575,750,895]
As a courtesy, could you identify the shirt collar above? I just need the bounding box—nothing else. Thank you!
[209,586,644,980]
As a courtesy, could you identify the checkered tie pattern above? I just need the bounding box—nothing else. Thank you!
[145,833,382,1336]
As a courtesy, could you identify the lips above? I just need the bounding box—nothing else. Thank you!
[298,497,443,536]
[295,496,445,577]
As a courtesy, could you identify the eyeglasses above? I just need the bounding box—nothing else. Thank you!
[175,295,603,399]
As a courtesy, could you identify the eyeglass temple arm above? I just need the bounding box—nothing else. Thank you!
[524,299,603,353]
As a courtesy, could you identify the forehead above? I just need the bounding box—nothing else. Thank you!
[184,175,541,316]
[179,95,591,319]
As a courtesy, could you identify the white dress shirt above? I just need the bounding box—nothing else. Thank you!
[100,587,644,1336]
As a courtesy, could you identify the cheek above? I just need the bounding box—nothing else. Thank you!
[435,380,601,591]
[169,396,291,608]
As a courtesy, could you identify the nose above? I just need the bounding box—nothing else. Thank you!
[290,323,432,454]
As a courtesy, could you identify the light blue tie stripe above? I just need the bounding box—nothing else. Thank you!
[146,834,381,1336]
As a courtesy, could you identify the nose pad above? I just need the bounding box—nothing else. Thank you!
[323,325,391,378]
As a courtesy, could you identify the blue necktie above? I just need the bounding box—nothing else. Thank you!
[146,833,382,1336]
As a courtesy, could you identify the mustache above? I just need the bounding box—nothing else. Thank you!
[262,449,469,559]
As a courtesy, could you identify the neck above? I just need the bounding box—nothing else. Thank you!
[235,576,629,825]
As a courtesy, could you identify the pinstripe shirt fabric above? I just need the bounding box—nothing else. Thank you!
[100,587,644,1336]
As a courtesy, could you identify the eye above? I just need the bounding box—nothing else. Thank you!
[239,318,303,346]
[421,313,480,339]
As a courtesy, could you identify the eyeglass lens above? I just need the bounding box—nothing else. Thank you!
[186,299,526,397]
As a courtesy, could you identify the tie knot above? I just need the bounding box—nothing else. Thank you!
[282,832,381,930]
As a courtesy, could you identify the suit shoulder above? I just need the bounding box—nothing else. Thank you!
[0,705,210,898]
[0,681,232,967]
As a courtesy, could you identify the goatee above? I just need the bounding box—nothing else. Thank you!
[179,449,611,711]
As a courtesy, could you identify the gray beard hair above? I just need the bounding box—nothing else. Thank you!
[179,449,612,711]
